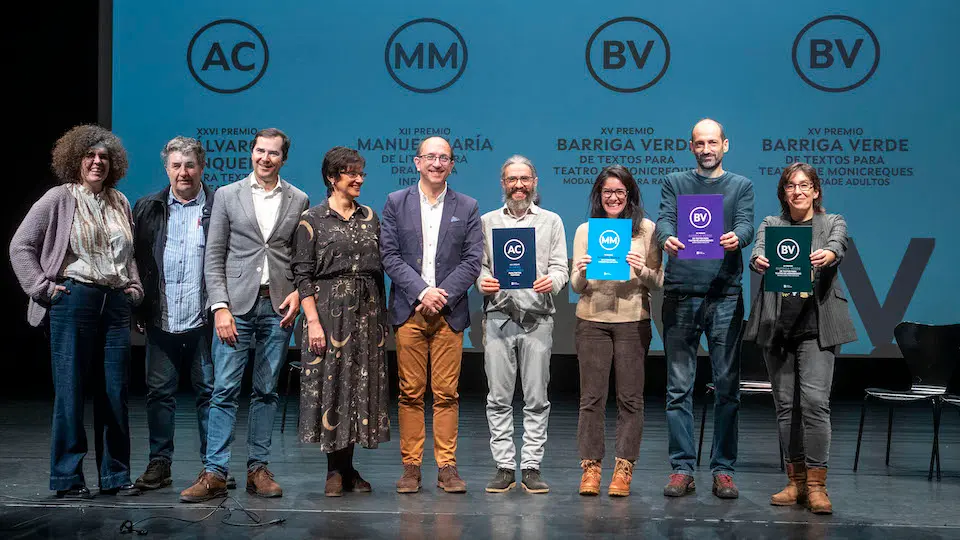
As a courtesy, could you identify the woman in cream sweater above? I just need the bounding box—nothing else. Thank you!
[571,165,663,497]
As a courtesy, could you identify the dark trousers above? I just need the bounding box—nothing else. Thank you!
[145,324,214,465]
[48,280,133,491]
[663,293,743,476]
[764,338,836,468]
[575,318,652,461]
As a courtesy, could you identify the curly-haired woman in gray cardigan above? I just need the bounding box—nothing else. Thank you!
[9,125,143,499]
[743,162,856,515]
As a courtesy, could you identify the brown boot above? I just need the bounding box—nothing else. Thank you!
[325,471,344,497]
[770,462,808,506]
[579,460,601,496]
[246,467,283,498]
[437,465,467,493]
[806,467,833,514]
[396,464,422,494]
[608,458,634,497]
[179,471,227,503]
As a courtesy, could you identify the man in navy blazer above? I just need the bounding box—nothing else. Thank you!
[380,136,482,494]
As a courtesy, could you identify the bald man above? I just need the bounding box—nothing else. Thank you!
[380,136,483,494]
[656,119,755,500]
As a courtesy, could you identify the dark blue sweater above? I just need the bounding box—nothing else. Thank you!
[655,170,755,295]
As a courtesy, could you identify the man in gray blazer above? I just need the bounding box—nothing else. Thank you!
[180,128,309,503]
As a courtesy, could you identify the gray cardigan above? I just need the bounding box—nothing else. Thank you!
[743,213,857,349]
[9,185,143,327]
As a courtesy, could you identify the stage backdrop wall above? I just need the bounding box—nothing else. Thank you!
[109,0,960,356]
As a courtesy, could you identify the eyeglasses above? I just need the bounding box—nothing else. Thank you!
[601,189,627,199]
[340,170,367,179]
[784,182,814,192]
[503,175,535,185]
[416,154,453,164]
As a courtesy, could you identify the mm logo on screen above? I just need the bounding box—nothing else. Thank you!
[792,15,880,93]
[187,19,269,94]
[598,230,621,249]
[504,239,525,261]
[689,206,712,229]
[586,17,670,93]
[385,18,468,93]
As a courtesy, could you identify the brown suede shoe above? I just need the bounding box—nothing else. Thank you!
[806,467,833,514]
[246,467,283,498]
[579,460,601,496]
[771,462,808,506]
[344,469,372,493]
[437,465,467,493]
[608,458,634,497]
[396,464,422,494]
[179,471,227,503]
[325,471,344,497]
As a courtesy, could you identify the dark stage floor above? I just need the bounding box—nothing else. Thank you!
[1,394,958,539]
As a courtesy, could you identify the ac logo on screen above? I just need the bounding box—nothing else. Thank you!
[689,206,712,229]
[504,239,525,261]
[385,18,467,93]
[585,17,670,93]
[187,19,269,94]
[598,230,621,250]
[792,15,880,93]
[776,239,801,262]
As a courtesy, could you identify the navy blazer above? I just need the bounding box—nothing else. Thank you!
[380,184,483,332]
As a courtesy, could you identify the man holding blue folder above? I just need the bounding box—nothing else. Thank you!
[477,155,569,494]
[656,119,755,499]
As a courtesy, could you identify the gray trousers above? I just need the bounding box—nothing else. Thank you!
[764,338,836,468]
[483,316,553,471]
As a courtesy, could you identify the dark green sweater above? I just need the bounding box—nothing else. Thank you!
[655,170,755,295]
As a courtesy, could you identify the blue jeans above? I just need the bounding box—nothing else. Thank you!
[48,279,133,491]
[204,297,292,477]
[145,325,214,465]
[663,292,743,476]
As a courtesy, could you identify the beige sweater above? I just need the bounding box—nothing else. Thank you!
[570,218,664,322]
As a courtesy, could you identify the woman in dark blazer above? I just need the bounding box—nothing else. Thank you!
[743,162,856,515]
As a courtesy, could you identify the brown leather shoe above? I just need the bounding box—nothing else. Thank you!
[608,458,634,497]
[437,465,467,493]
[579,460,601,496]
[806,467,833,514]
[246,467,283,498]
[771,462,808,506]
[325,471,344,497]
[396,464,422,494]
[179,471,227,503]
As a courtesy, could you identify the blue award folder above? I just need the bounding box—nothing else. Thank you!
[493,227,536,289]
[586,218,631,280]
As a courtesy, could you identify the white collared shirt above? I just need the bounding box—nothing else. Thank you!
[418,183,447,298]
[250,175,284,286]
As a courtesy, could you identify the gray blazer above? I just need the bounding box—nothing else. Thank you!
[743,213,857,349]
[205,173,309,316]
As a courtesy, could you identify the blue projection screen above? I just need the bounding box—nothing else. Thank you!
[110,1,960,355]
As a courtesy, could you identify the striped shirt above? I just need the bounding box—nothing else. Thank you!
[161,189,206,333]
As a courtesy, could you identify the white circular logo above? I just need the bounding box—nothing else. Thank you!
[504,239,525,261]
[598,230,621,250]
[689,206,712,229]
[776,238,801,262]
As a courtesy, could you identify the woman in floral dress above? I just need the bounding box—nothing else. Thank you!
[291,146,390,496]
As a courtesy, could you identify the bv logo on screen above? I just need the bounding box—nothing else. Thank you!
[598,230,621,250]
[504,239,526,261]
[187,19,269,94]
[585,17,670,93]
[385,18,468,93]
[777,238,801,262]
[792,15,880,93]
[689,206,712,229]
